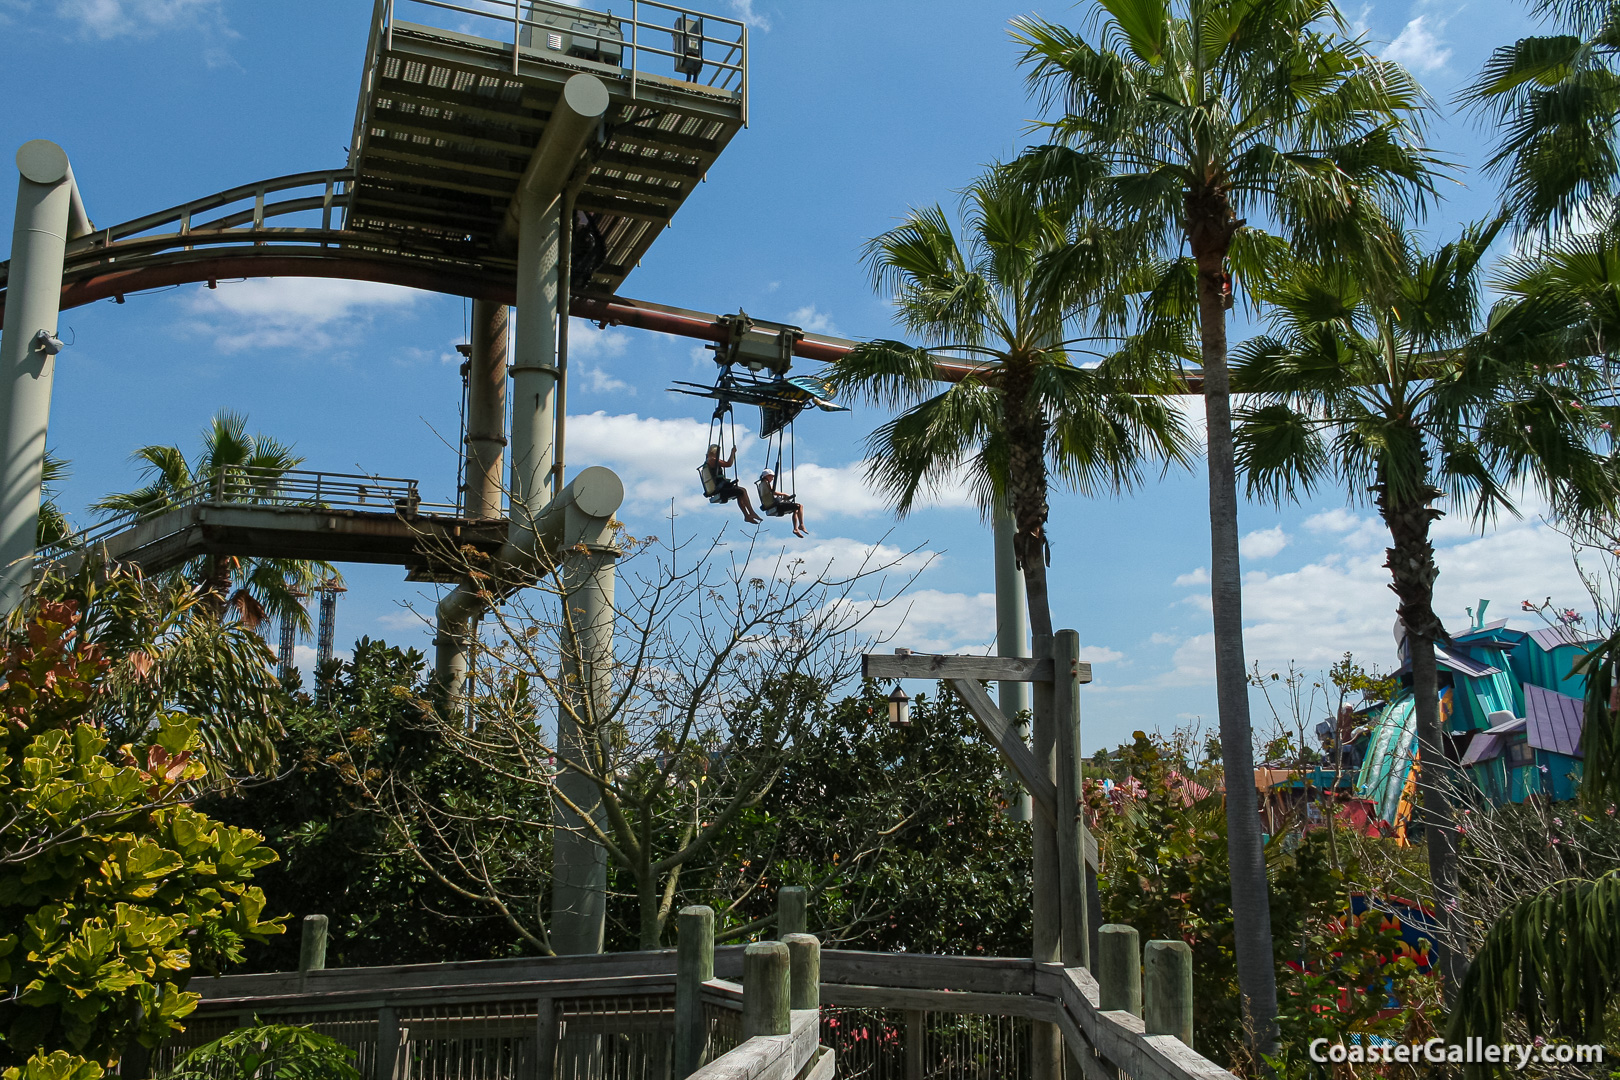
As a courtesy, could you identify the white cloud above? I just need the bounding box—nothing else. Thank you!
[725,0,770,30]
[568,318,629,360]
[182,279,419,354]
[563,411,974,519]
[57,0,236,64]
[61,0,221,36]
[1384,14,1451,73]
[855,589,997,655]
[1080,645,1126,664]
[1163,511,1589,685]
[1174,567,1209,587]
[377,609,429,631]
[1240,525,1289,560]
[788,305,840,336]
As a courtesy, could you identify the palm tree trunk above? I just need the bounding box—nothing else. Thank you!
[1378,479,1465,1003]
[1005,364,1055,640]
[1193,229,1280,1056]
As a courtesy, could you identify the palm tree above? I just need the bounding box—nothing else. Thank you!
[1013,0,1440,1047]
[92,411,337,630]
[1489,229,1620,809]
[825,168,1195,643]
[1460,0,1620,233]
[1233,220,1612,997]
[36,453,70,548]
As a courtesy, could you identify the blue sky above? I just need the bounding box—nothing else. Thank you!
[0,0,1588,750]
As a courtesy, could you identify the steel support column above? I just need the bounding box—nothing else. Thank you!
[550,469,621,955]
[507,74,607,553]
[436,300,510,702]
[994,502,1031,822]
[0,142,77,612]
[509,192,560,547]
[465,300,509,520]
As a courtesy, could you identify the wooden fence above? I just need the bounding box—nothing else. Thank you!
[163,912,1233,1080]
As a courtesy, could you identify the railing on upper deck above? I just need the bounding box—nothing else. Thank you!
[363,0,749,117]
[39,466,461,564]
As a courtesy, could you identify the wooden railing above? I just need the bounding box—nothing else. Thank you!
[169,909,1234,1080]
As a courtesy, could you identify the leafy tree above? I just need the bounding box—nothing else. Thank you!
[1232,222,1613,991]
[1461,0,1620,233]
[0,601,284,1071]
[23,564,287,776]
[1090,733,1433,1069]
[1012,0,1440,1047]
[90,411,336,630]
[167,1023,361,1080]
[824,167,1193,644]
[717,684,1034,955]
[1488,229,1620,809]
[201,639,537,970]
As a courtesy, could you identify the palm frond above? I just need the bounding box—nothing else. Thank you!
[1447,867,1620,1052]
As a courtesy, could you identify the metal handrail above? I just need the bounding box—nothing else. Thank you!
[0,172,359,288]
[378,0,749,104]
[40,466,460,560]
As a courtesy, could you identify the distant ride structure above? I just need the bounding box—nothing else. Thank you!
[0,0,1038,964]
[0,0,765,959]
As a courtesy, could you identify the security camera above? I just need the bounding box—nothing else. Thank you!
[32,330,64,356]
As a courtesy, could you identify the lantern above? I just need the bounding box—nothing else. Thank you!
[887,685,911,727]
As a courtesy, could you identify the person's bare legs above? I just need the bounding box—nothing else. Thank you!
[736,489,763,524]
[792,505,806,537]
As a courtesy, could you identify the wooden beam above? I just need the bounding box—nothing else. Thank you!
[943,676,1098,871]
[947,677,1057,822]
[863,652,1059,682]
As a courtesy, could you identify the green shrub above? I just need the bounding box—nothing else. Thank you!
[0,602,284,1067]
[166,1023,361,1080]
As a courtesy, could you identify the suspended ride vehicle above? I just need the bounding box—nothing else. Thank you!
[669,312,848,532]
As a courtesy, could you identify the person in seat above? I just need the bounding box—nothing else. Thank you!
[756,469,806,537]
[702,444,762,524]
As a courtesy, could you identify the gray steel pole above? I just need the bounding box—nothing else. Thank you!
[550,471,620,955]
[509,191,560,547]
[993,502,1031,821]
[0,142,75,612]
[508,74,607,553]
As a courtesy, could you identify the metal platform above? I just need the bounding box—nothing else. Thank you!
[43,468,506,583]
[347,0,748,295]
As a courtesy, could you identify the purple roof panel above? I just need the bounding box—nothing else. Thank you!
[1435,647,1501,679]
[1527,627,1601,652]
[1524,683,1585,758]
[1461,732,1504,767]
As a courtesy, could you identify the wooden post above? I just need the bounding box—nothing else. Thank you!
[1144,940,1194,1047]
[675,905,715,1078]
[905,1009,926,1080]
[535,997,558,1080]
[1030,634,1061,1080]
[299,913,328,974]
[376,1005,401,1080]
[783,933,820,1010]
[777,885,807,938]
[1097,925,1141,1016]
[1053,630,1089,971]
[742,941,791,1038]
